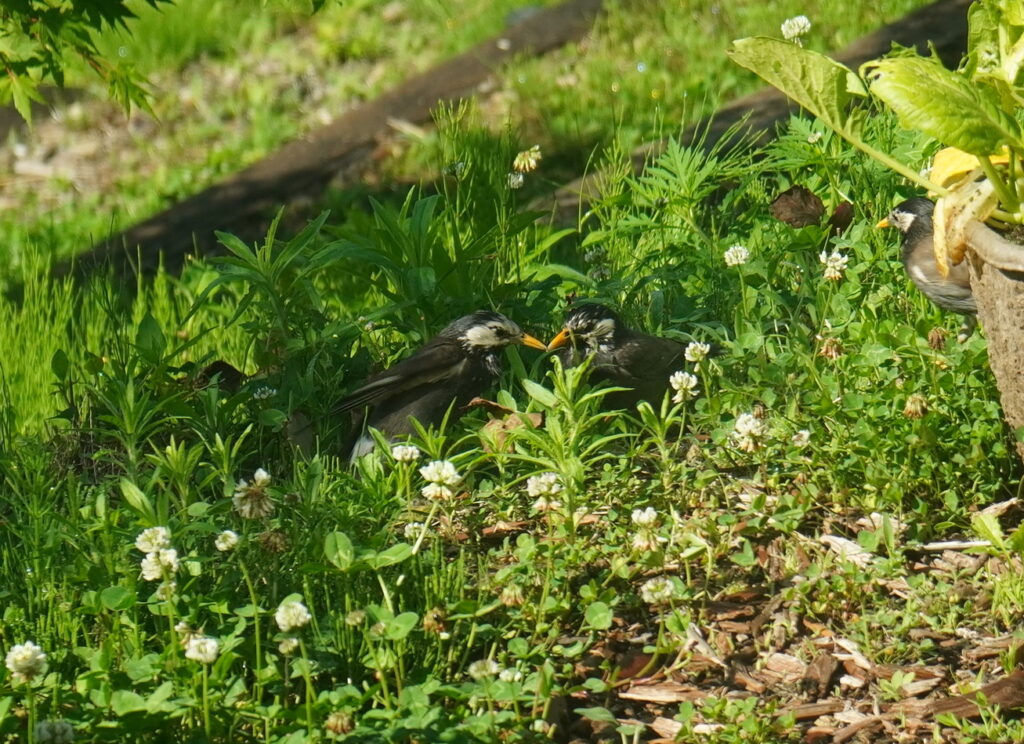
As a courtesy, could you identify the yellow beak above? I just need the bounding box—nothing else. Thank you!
[875,217,890,229]
[520,333,548,351]
[546,328,572,351]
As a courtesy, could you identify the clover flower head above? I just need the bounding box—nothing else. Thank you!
[732,412,767,452]
[781,15,811,41]
[5,640,48,683]
[631,507,658,527]
[135,526,171,553]
[640,576,676,605]
[499,667,524,683]
[252,386,276,401]
[507,172,525,189]
[467,658,501,680]
[632,529,667,552]
[403,522,425,540]
[684,341,711,363]
[419,460,461,487]
[140,548,179,581]
[792,429,811,448]
[278,637,300,655]
[156,581,177,601]
[421,483,454,501]
[532,495,563,513]
[275,598,312,632]
[669,371,699,403]
[526,472,562,498]
[184,635,219,665]
[724,244,750,266]
[904,393,928,419]
[513,145,542,173]
[232,470,274,520]
[345,609,367,626]
[391,444,421,463]
[819,250,849,281]
[215,530,239,552]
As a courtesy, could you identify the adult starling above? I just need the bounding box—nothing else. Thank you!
[337,310,546,458]
[878,198,978,325]
[546,303,694,410]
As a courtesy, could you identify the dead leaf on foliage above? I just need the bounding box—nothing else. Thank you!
[619,681,706,704]
[761,652,807,683]
[820,534,874,567]
[470,397,543,452]
[770,184,825,227]
[648,716,683,739]
[980,497,1019,517]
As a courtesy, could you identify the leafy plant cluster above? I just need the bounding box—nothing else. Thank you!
[0,101,1021,744]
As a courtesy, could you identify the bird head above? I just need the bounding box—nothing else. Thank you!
[876,197,934,235]
[447,311,547,351]
[547,303,621,352]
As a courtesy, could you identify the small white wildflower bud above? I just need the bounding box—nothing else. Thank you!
[135,526,171,553]
[184,636,219,665]
[684,341,710,363]
[215,530,239,552]
[275,598,312,632]
[5,640,48,683]
[723,244,750,266]
[391,444,421,463]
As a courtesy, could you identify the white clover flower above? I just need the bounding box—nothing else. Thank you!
[232,471,274,520]
[419,460,461,487]
[513,145,542,173]
[276,598,312,632]
[140,548,179,581]
[156,581,177,601]
[252,386,276,400]
[499,667,524,683]
[404,522,425,540]
[174,621,193,635]
[526,472,563,498]
[631,507,658,527]
[807,131,822,144]
[820,250,849,281]
[531,495,563,513]
[781,15,811,41]
[421,483,454,501]
[467,658,501,680]
[640,576,676,605]
[184,635,219,665]
[632,530,667,552]
[669,371,699,403]
[723,244,750,266]
[792,429,811,448]
[278,637,300,655]
[684,341,711,363]
[732,412,767,453]
[345,609,367,626]
[215,530,239,552]
[5,640,48,683]
[33,720,74,744]
[391,444,421,463]
[135,526,171,553]
[507,172,525,189]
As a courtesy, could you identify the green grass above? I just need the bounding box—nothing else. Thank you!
[2,1,1023,742]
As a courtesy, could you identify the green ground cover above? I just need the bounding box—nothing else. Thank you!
[3,1,1023,742]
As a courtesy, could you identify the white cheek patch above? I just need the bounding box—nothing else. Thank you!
[464,325,500,347]
[592,318,616,339]
[893,212,914,232]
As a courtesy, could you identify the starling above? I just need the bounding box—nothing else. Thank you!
[547,303,694,410]
[336,311,546,458]
[878,198,977,328]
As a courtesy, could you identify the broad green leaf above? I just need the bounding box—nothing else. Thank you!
[324,532,355,570]
[522,380,558,408]
[100,586,135,611]
[364,542,413,569]
[584,601,613,630]
[575,706,617,723]
[384,611,419,641]
[135,312,166,365]
[110,689,147,715]
[864,56,1024,155]
[728,37,866,139]
[50,349,70,382]
[119,479,156,523]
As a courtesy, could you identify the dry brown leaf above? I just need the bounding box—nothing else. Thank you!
[770,184,825,227]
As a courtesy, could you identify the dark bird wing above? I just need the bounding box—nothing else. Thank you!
[334,340,469,413]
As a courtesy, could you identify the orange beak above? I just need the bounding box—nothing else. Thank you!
[520,333,548,351]
[875,217,891,229]
[546,328,572,351]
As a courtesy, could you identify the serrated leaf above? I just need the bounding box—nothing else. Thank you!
[865,56,1024,155]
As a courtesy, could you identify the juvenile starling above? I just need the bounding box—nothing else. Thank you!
[878,198,977,323]
[547,303,692,410]
[336,311,546,458]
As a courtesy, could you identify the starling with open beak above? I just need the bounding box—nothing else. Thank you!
[336,311,546,459]
[547,303,695,410]
[877,198,977,336]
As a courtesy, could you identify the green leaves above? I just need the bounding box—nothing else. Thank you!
[864,55,1024,156]
[728,37,867,141]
